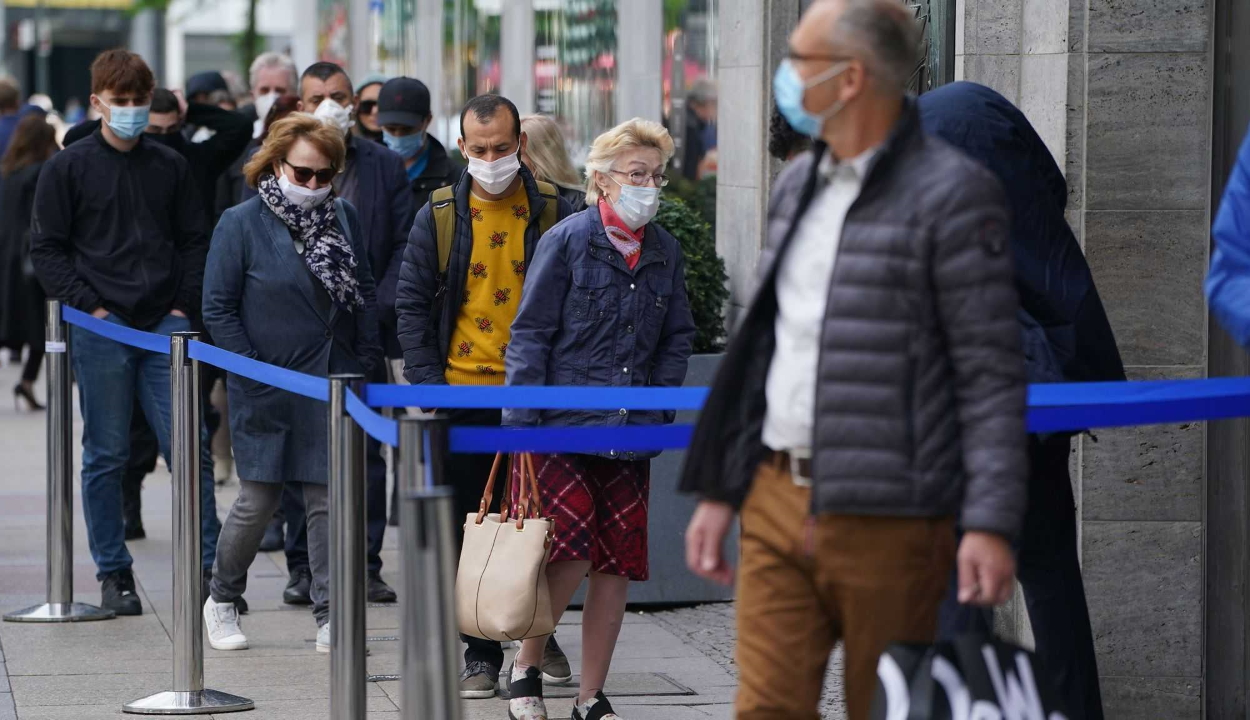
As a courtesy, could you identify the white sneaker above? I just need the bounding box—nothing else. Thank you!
[315,623,370,655]
[204,597,248,651]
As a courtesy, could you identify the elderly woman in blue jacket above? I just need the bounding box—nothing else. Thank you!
[501,118,696,720]
[201,114,382,655]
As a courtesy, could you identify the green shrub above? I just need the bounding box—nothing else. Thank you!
[656,195,728,353]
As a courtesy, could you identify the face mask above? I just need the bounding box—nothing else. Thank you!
[608,175,661,230]
[278,172,333,211]
[466,152,521,195]
[255,91,280,122]
[773,59,849,138]
[383,130,426,159]
[313,99,355,133]
[105,104,151,140]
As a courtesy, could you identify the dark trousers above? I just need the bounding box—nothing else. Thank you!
[19,276,45,384]
[938,434,1103,720]
[283,437,388,574]
[122,401,160,526]
[447,407,505,669]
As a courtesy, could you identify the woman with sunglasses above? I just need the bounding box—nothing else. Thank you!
[501,118,696,720]
[200,114,383,654]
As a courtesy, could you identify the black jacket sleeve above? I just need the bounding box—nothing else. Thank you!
[186,104,255,180]
[377,150,416,334]
[395,203,446,385]
[29,158,104,312]
[171,155,211,317]
[61,120,100,148]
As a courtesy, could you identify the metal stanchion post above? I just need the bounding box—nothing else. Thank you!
[329,374,367,720]
[399,415,461,720]
[6,299,114,623]
[125,332,253,715]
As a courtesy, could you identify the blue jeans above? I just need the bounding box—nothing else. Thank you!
[71,313,221,579]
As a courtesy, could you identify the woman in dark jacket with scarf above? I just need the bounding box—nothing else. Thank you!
[201,114,382,654]
[501,118,696,720]
[0,114,58,410]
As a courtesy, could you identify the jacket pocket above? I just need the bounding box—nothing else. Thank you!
[571,266,614,327]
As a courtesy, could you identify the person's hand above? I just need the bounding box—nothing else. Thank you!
[685,500,736,586]
[957,531,1016,606]
[91,307,109,319]
[170,309,187,318]
[172,88,188,118]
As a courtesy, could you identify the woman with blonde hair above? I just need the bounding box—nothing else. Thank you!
[520,113,587,211]
[501,118,696,720]
[200,114,382,654]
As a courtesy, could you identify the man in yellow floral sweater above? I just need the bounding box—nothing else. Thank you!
[394,94,574,698]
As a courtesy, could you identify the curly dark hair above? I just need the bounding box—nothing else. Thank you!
[767,104,811,161]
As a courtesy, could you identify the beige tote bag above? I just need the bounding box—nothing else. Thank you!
[455,452,556,642]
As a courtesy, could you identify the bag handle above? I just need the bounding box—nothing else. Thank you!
[474,452,504,525]
[473,452,545,530]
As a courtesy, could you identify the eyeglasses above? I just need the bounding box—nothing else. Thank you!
[358,100,378,115]
[283,159,336,185]
[609,169,669,188]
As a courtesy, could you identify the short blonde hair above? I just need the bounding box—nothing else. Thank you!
[520,114,582,190]
[243,114,346,189]
[584,118,675,204]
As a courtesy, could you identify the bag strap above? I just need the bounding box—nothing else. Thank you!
[431,185,456,274]
[473,452,545,529]
[473,451,504,525]
[534,180,560,235]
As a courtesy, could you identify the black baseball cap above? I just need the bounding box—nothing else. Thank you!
[377,77,431,127]
[186,71,228,99]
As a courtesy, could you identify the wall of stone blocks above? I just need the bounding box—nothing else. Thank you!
[960,0,1210,717]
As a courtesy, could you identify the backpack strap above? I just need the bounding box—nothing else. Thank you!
[534,180,561,235]
[430,185,457,274]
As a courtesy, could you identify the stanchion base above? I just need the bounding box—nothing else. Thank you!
[4,602,116,623]
[123,690,255,715]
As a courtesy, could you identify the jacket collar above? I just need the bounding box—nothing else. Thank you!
[807,95,923,201]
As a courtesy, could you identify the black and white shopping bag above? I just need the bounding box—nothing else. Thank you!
[871,636,1069,720]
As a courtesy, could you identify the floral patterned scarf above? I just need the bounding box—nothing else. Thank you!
[258,173,363,311]
[598,197,644,270]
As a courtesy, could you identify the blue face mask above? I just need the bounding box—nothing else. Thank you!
[383,130,426,159]
[106,104,151,140]
[773,59,849,138]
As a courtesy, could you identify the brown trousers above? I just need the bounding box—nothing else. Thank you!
[735,455,956,720]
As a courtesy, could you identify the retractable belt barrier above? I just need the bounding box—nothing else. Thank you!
[59,305,1250,451]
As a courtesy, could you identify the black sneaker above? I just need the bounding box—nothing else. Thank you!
[367,573,397,603]
[101,569,142,616]
[283,567,312,605]
[572,691,621,720]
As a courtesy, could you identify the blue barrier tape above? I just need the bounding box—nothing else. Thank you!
[346,390,399,447]
[447,424,694,454]
[1026,376,1250,433]
[62,307,171,354]
[188,342,328,402]
[363,383,707,411]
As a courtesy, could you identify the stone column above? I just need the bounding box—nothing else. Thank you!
[416,0,446,138]
[501,0,535,114]
[615,0,664,123]
[289,0,318,74]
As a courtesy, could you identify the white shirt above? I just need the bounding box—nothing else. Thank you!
[762,149,877,453]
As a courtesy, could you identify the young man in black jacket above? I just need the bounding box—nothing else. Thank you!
[29,50,222,617]
[376,76,460,214]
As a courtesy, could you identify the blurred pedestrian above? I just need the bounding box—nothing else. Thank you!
[680,2,1028,718]
[377,76,458,214]
[521,113,586,211]
[202,114,382,653]
[29,49,221,617]
[0,114,57,411]
[396,93,574,699]
[0,77,46,158]
[247,52,299,139]
[503,118,696,720]
[921,80,1121,720]
[679,78,717,180]
[355,73,386,144]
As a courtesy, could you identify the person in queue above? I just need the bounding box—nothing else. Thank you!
[377,76,459,213]
[395,93,574,699]
[354,73,386,144]
[201,114,382,653]
[503,118,696,720]
[921,81,1122,720]
[244,61,412,607]
[29,49,222,617]
[679,78,717,181]
[680,2,1028,718]
[0,115,58,412]
[520,114,586,211]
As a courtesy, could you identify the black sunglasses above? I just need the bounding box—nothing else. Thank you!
[358,100,378,115]
[283,159,336,185]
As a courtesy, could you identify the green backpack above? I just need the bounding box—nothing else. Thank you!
[428,180,562,274]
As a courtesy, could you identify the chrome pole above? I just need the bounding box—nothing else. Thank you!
[399,415,461,720]
[5,299,114,622]
[125,332,253,714]
[329,374,367,720]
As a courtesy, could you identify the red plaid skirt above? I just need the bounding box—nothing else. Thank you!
[509,453,650,581]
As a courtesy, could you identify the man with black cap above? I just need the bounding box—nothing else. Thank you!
[377,76,459,211]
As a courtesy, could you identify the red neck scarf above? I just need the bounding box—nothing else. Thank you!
[598,198,644,269]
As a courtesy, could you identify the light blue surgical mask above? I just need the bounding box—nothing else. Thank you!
[106,104,151,140]
[773,59,849,138]
[383,130,426,159]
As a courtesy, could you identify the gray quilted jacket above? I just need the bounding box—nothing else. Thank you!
[679,101,1028,540]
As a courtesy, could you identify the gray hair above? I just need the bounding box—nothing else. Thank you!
[688,78,717,106]
[249,52,298,92]
[829,0,920,94]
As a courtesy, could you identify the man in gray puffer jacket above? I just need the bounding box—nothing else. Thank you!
[680,1,1028,718]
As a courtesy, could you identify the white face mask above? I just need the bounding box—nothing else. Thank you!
[466,152,521,195]
[313,99,354,133]
[255,92,280,123]
[278,172,333,211]
[609,176,661,230]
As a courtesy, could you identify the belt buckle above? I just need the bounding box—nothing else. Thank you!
[788,451,812,488]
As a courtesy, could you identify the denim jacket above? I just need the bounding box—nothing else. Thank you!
[504,205,696,459]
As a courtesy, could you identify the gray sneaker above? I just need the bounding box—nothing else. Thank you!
[460,660,500,699]
[543,636,572,685]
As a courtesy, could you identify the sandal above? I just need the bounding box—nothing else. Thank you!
[507,664,547,720]
[572,691,623,720]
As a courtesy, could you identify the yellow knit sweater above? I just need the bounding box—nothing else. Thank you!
[445,185,531,386]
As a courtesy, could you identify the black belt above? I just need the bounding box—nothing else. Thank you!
[771,450,813,486]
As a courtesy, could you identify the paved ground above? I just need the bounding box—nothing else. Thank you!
[0,359,846,719]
